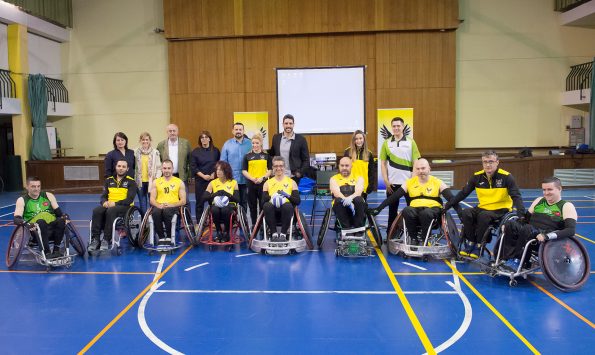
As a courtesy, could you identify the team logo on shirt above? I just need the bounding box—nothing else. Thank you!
[43,201,49,207]
[495,179,503,187]
[283,183,289,188]
[426,187,433,194]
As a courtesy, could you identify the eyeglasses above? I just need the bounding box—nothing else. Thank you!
[273,165,285,168]
[200,136,209,139]
[482,160,497,165]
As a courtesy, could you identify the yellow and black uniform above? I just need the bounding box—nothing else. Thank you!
[344,147,377,194]
[331,173,367,229]
[242,152,272,225]
[207,178,239,241]
[90,176,138,247]
[262,176,301,236]
[448,168,525,245]
[211,178,238,205]
[406,175,443,208]
[155,176,183,204]
[151,176,184,242]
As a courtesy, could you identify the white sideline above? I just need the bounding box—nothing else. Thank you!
[402,262,427,271]
[184,262,209,271]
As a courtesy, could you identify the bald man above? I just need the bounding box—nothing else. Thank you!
[156,124,192,182]
[370,158,456,245]
[330,157,367,229]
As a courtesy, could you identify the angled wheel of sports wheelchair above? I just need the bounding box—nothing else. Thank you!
[138,206,196,253]
[6,225,26,268]
[65,221,85,256]
[539,235,590,292]
[249,207,313,255]
[318,208,379,257]
[88,206,144,255]
[386,211,454,261]
[198,205,250,251]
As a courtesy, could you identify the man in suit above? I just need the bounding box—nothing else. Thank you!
[157,124,192,209]
[270,114,310,184]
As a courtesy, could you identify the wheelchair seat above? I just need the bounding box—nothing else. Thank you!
[138,206,196,253]
[197,204,250,251]
[249,207,312,255]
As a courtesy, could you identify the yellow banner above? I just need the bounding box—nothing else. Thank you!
[376,108,414,190]
[233,112,269,149]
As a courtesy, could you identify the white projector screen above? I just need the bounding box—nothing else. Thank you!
[276,66,365,134]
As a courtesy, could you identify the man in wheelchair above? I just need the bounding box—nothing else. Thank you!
[89,160,137,252]
[369,159,455,245]
[497,177,578,271]
[261,156,300,241]
[150,159,187,246]
[444,150,525,259]
[13,176,66,259]
[330,156,367,231]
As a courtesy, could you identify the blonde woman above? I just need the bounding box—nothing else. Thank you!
[241,133,272,225]
[344,130,377,198]
[134,132,162,215]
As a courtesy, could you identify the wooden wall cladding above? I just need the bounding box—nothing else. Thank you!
[166,0,458,155]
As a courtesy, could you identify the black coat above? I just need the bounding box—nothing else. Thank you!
[270,133,310,175]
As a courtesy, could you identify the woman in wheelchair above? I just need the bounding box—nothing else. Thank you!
[330,157,367,230]
[13,176,67,259]
[204,161,239,242]
[497,177,578,271]
[261,156,300,241]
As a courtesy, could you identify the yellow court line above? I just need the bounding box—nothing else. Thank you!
[443,260,539,354]
[394,272,485,276]
[0,270,155,275]
[576,233,595,244]
[78,246,192,354]
[369,233,436,355]
[529,280,595,329]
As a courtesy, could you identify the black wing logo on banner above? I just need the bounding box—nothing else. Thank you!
[260,126,267,139]
[379,123,412,140]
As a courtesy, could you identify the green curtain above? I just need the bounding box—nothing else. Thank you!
[5,0,72,28]
[590,58,595,149]
[28,74,52,160]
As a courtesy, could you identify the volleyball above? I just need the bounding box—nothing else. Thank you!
[213,195,229,207]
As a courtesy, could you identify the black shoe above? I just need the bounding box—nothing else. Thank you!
[271,232,279,241]
[214,232,222,242]
[52,247,63,257]
[221,232,230,243]
[278,233,287,242]
[87,238,100,252]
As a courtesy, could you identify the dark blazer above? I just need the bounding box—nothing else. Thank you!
[270,133,310,175]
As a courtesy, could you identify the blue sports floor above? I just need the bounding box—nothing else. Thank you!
[0,189,594,354]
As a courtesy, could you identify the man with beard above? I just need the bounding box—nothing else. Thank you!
[89,159,137,252]
[330,157,367,229]
[221,122,252,211]
[270,114,310,184]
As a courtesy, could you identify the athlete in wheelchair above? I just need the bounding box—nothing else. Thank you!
[138,159,195,252]
[317,157,381,257]
[487,177,589,290]
[88,159,142,255]
[369,158,459,260]
[196,160,250,250]
[7,176,84,269]
[248,156,312,254]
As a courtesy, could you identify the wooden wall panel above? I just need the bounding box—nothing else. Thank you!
[164,0,237,38]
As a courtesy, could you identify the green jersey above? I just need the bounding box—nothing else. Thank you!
[22,192,56,223]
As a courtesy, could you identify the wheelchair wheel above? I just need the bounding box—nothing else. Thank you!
[138,208,153,247]
[6,225,27,268]
[181,206,197,245]
[442,211,461,255]
[387,213,404,241]
[367,213,382,246]
[296,209,313,249]
[124,206,143,247]
[539,236,590,292]
[317,208,332,248]
[237,206,251,240]
[248,211,264,247]
[66,222,86,256]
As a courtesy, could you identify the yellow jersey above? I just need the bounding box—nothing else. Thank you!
[266,176,293,196]
[406,175,443,208]
[154,176,183,204]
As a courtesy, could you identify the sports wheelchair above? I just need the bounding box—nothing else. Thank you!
[196,204,250,251]
[248,207,313,255]
[88,206,143,256]
[386,210,459,261]
[6,217,85,270]
[317,207,381,257]
[137,206,197,253]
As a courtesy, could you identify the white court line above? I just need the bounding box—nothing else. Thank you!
[153,289,457,295]
[151,261,161,264]
[235,253,259,258]
[137,281,184,355]
[402,262,427,271]
[184,262,209,271]
[584,196,595,200]
[0,203,16,210]
[460,201,472,208]
[152,254,166,282]
[431,281,472,354]
[0,212,14,218]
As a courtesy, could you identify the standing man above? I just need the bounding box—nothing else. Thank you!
[221,122,252,211]
[270,114,310,184]
[156,123,192,183]
[444,150,525,258]
[150,160,187,246]
[88,160,137,252]
[380,117,421,231]
[330,157,367,229]
[13,177,66,258]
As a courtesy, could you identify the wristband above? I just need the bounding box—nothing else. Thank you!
[546,232,557,240]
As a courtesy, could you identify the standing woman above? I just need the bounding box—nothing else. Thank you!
[241,133,272,226]
[344,130,377,199]
[190,131,220,221]
[134,132,162,215]
[105,132,135,179]
[204,161,239,242]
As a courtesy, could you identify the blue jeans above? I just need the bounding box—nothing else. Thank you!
[137,182,149,216]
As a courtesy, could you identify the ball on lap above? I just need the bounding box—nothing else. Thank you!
[213,195,229,208]
[272,194,287,208]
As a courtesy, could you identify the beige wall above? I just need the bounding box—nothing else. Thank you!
[53,0,169,157]
[457,0,595,148]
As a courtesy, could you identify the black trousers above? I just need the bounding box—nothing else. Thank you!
[497,220,539,260]
[263,201,293,234]
[152,207,178,240]
[247,180,265,225]
[194,178,210,222]
[211,205,233,233]
[386,184,402,231]
[91,205,129,242]
[332,196,366,229]
[238,184,248,212]
[401,206,441,240]
[36,219,66,252]
[461,207,508,244]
